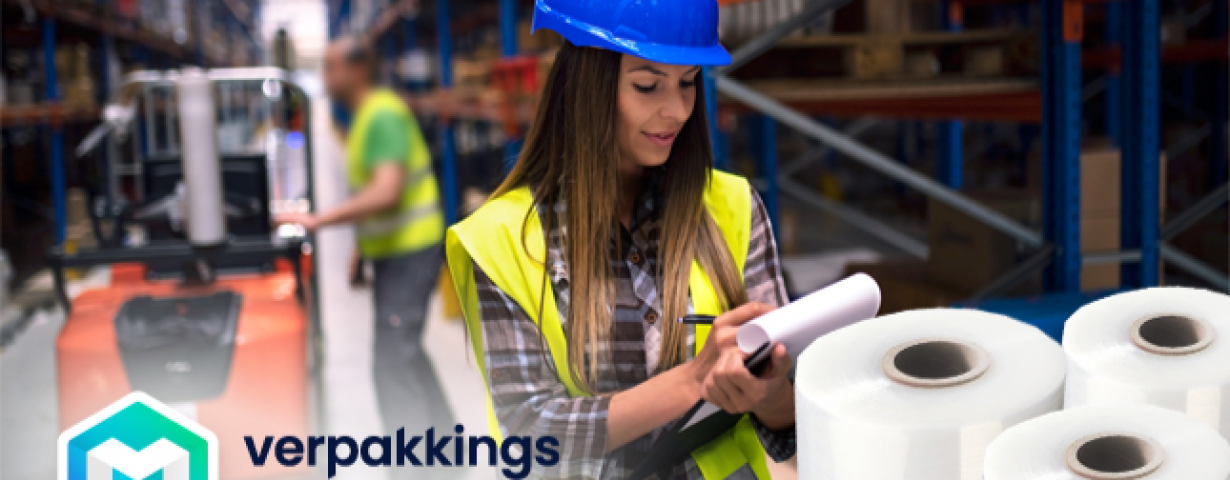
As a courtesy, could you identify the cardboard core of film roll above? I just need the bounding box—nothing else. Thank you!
[881,339,991,388]
[1065,433,1166,480]
[1130,314,1217,356]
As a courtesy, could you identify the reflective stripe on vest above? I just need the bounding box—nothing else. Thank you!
[357,202,442,237]
[346,89,444,258]
[445,170,772,479]
[356,164,439,237]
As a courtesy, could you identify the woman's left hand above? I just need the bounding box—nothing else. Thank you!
[701,341,795,428]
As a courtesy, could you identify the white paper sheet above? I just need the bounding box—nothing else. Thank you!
[736,272,881,357]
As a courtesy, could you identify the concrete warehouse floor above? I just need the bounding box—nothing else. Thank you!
[0,97,801,479]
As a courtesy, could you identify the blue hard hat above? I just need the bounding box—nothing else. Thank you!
[532,0,731,66]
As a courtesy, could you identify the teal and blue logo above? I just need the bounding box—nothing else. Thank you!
[58,392,218,480]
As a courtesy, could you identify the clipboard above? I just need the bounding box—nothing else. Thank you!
[628,342,775,480]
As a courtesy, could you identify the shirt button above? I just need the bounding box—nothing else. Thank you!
[645,311,658,324]
[630,251,642,264]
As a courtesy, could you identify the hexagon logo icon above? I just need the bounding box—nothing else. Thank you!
[58,391,218,480]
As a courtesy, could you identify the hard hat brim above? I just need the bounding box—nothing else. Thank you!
[533,8,732,67]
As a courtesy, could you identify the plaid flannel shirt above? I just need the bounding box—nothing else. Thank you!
[472,178,795,479]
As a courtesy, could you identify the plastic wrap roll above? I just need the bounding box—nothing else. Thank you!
[796,308,1066,480]
[736,273,880,357]
[1064,287,1230,439]
[985,404,1230,480]
[176,68,227,247]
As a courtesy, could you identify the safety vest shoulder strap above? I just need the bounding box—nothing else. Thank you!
[446,186,585,396]
[703,169,753,273]
[346,89,411,184]
[692,170,752,352]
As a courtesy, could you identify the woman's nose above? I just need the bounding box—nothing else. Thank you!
[660,94,690,123]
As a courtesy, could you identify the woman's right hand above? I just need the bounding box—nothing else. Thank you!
[686,302,774,388]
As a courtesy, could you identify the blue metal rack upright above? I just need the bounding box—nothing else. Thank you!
[1040,0,1082,293]
[1120,0,1161,288]
[500,0,517,57]
[1104,2,1122,144]
[437,0,460,224]
[43,17,67,244]
[500,0,523,171]
[703,67,730,171]
[936,0,964,190]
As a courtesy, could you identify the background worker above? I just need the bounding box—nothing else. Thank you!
[445,0,795,478]
[276,36,454,478]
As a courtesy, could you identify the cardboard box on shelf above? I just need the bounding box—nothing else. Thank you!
[927,189,1041,293]
[846,39,904,79]
[964,45,1006,77]
[1017,138,1166,291]
[1080,144,1121,218]
[1081,217,1121,291]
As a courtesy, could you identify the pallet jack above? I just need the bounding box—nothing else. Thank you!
[49,68,323,479]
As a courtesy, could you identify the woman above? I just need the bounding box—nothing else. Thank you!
[446,0,796,478]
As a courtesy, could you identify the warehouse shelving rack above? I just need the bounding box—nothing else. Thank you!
[2,0,263,252]
[331,0,1228,298]
[705,0,1228,296]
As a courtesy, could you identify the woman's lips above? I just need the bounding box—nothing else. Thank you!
[644,131,677,147]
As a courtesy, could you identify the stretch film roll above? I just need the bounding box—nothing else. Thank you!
[796,309,1065,480]
[1064,287,1230,439]
[176,68,227,247]
[985,404,1230,480]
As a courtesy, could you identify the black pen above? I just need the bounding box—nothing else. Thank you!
[676,314,716,324]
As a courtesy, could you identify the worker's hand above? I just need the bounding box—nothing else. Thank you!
[275,212,321,232]
[694,303,795,423]
[686,303,771,400]
[708,342,794,427]
[747,344,795,429]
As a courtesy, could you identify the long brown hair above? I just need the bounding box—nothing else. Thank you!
[491,42,747,393]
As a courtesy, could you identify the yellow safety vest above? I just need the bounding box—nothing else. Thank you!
[445,170,771,479]
[346,89,444,258]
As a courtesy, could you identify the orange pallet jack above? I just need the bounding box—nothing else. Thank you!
[49,68,322,480]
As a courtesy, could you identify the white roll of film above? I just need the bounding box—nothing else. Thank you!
[795,308,1066,480]
[985,404,1230,480]
[176,68,227,247]
[1064,287,1230,439]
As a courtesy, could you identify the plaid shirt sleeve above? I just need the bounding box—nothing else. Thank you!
[472,264,612,479]
[743,187,798,462]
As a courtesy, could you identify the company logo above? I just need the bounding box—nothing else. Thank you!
[246,426,560,479]
[58,392,218,480]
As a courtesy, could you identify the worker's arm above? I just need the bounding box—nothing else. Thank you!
[313,163,405,227]
[275,163,404,230]
[277,109,413,231]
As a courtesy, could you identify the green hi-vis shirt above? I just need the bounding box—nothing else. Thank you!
[360,111,413,169]
[346,89,444,259]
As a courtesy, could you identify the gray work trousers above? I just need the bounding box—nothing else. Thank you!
[371,245,456,479]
